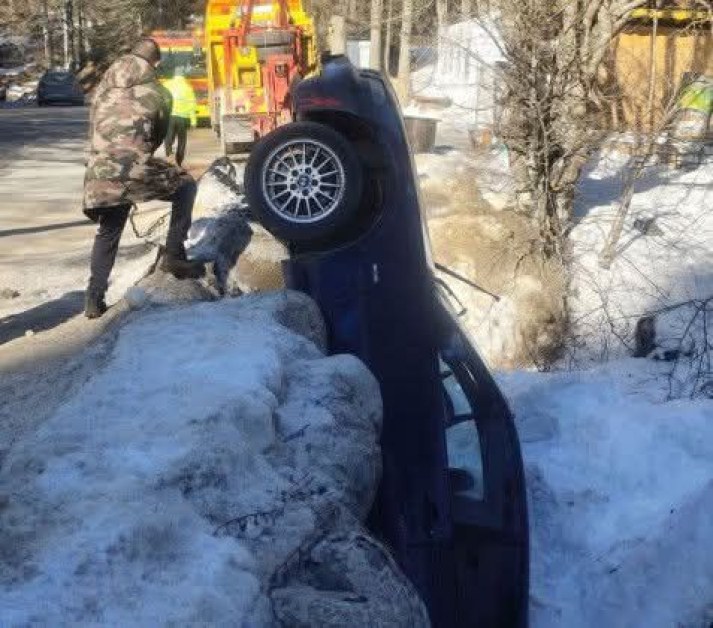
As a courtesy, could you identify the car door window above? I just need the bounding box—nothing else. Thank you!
[441,359,484,500]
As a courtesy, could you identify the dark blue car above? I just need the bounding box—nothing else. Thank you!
[37,70,85,107]
[244,55,529,628]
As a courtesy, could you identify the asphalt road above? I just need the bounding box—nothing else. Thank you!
[0,105,220,345]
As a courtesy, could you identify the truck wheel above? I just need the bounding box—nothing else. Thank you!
[245,121,363,245]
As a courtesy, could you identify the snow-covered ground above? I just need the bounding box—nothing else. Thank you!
[504,361,713,627]
[570,154,713,390]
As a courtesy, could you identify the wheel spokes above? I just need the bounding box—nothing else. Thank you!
[262,138,346,223]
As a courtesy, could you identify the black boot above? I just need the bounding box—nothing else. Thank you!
[160,252,205,280]
[84,288,108,319]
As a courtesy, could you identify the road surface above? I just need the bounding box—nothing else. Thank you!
[0,105,220,345]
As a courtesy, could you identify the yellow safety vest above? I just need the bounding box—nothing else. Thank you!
[165,76,198,126]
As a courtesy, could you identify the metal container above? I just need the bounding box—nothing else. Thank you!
[403,114,439,153]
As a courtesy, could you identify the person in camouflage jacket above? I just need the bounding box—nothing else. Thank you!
[83,38,204,319]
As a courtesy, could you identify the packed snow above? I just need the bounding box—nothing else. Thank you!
[501,361,713,627]
[0,289,428,626]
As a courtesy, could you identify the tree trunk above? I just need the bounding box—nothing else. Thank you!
[396,0,413,102]
[77,0,87,63]
[328,15,347,55]
[646,9,659,132]
[63,0,75,68]
[369,0,383,70]
[348,0,358,22]
[383,0,393,75]
[437,0,448,32]
[42,0,54,67]
[535,187,565,260]
[461,0,471,20]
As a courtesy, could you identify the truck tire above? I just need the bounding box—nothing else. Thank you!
[246,31,294,47]
[245,121,363,245]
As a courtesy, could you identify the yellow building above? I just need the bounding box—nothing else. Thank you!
[601,4,712,131]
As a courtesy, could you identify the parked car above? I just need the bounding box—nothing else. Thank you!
[245,55,529,628]
[37,69,85,106]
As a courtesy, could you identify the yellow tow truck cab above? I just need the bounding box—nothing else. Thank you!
[204,0,317,151]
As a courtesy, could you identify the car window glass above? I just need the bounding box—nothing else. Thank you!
[44,73,73,85]
[441,358,484,500]
[157,50,207,80]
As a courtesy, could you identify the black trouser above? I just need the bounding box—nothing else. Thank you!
[164,116,190,166]
[87,180,197,294]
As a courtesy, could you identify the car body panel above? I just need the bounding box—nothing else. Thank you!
[281,56,529,627]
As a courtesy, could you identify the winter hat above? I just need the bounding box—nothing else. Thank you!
[132,38,161,65]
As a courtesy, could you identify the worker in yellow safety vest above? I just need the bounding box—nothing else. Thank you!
[164,67,198,167]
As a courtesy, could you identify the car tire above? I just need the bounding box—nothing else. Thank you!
[246,31,294,47]
[245,121,363,245]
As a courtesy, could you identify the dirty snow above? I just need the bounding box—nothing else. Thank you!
[0,290,428,626]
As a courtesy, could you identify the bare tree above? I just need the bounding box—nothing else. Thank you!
[485,0,649,258]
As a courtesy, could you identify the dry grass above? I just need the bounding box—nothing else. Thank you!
[425,170,567,369]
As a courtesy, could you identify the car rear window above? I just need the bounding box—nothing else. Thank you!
[43,73,74,85]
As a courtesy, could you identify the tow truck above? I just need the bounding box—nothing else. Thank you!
[244,55,530,627]
[204,0,317,154]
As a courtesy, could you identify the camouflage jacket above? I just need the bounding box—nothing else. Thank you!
[83,54,192,210]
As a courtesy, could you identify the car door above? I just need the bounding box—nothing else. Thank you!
[437,297,530,627]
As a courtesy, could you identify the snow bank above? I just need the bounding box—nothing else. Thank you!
[496,361,713,627]
[569,153,713,394]
[0,290,428,626]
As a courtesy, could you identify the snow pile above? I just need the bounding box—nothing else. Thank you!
[0,290,428,626]
[188,159,253,293]
[495,361,713,627]
[189,159,287,296]
[569,153,713,395]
